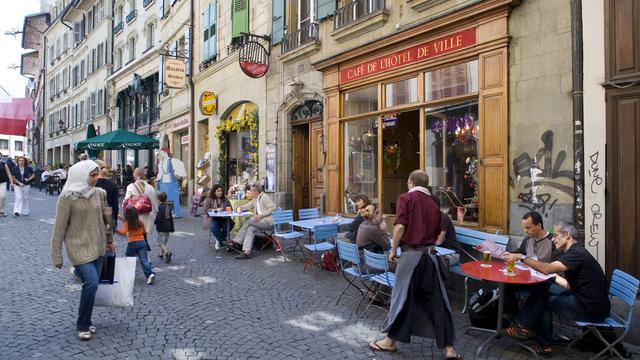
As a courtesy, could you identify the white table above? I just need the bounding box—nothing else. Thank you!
[288,216,354,230]
[206,211,253,249]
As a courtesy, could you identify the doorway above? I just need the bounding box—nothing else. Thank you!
[381,110,420,214]
[292,123,310,214]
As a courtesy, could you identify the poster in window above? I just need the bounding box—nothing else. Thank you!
[264,144,276,192]
[353,151,374,184]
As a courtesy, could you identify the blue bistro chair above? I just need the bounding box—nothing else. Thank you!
[335,240,371,313]
[298,208,320,220]
[566,269,640,359]
[271,209,305,261]
[362,249,395,328]
[303,224,338,273]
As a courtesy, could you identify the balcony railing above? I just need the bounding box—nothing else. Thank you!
[113,22,123,34]
[282,23,319,54]
[143,0,155,8]
[124,115,135,130]
[126,9,137,23]
[122,107,160,132]
[334,0,385,30]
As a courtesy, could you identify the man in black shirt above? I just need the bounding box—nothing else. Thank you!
[500,222,610,357]
[94,160,119,228]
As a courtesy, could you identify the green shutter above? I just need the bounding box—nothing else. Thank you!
[316,0,335,21]
[231,0,249,39]
[271,0,284,44]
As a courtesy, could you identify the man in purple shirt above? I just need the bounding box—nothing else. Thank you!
[368,170,462,359]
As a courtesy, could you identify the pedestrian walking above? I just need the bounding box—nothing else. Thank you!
[50,160,115,340]
[94,160,119,229]
[124,168,158,253]
[155,192,175,262]
[368,170,462,359]
[11,156,35,216]
[0,152,14,217]
[116,206,156,285]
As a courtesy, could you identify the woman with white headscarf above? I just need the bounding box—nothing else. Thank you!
[51,160,115,341]
[124,168,158,247]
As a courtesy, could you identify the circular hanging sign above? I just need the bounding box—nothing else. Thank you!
[200,91,218,115]
[238,40,269,78]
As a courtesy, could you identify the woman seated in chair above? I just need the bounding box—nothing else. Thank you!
[340,194,371,242]
[203,184,234,249]
[356,205,396,272]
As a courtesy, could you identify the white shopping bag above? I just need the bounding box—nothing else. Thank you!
[94,257,137,307]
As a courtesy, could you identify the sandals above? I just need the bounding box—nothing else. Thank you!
[368,340,397,353]
[498,325,535,340]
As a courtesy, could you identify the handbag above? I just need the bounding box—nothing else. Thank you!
[94,256,137,307]
[100,253,116,284]
[123,182,152,214]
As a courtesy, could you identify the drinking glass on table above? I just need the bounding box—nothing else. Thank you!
[481,250,492,267]
[506,259,516,276]
[225,206,232,213]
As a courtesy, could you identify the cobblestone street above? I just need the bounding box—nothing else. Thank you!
[0,189,637,360]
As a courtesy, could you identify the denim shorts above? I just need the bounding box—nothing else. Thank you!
[157,232,170,246]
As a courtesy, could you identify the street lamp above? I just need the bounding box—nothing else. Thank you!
[58,118,67,133]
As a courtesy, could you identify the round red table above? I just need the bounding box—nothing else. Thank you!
[461,260,549,359]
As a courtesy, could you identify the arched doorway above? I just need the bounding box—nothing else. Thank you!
[290,100,323,213]
[216,102,259,189]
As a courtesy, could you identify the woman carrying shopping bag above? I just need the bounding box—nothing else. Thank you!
[11,156,35,216]
[123,168,158,254]
[50,160,115,340]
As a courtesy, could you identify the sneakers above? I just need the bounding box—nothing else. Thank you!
[214,241,221,250]
[146,273,156,285]
[77,331,91,340]
[165,252,172,263]
[14,212,19,217]
[89,326,97,334]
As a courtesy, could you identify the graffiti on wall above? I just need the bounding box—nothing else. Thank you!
[586,150,604,261]
[512,130,573,218]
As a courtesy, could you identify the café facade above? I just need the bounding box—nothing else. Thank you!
[313,1,515,234]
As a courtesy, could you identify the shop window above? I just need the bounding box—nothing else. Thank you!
[425,60,478,101]
[343,86,377,117]
[227,130,257,186]
[424,101,479,224]
[385,77,418,108]
[343,117,377,214]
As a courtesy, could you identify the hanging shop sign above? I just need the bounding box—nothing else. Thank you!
[200,91,218,115]
[238,40,270,78]
[340,28,477,84]
[164,58,186,88]
[172,115,191,131]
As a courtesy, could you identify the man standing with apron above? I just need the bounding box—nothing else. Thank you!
[368,170,462,359]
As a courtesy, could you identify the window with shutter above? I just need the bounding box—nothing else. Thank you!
[271,0,284,44]
[315,0,335,21]
[184,28,191,75]
[231,0,249,39]
[209,1,216,59]
[90,92,96,118]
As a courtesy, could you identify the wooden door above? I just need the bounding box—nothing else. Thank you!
[606,87,640,278]
[292,124,310,214]
[310,120,325,211]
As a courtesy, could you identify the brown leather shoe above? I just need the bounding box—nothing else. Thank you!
[235,252,252,260]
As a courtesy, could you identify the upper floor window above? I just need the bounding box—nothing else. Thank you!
[298,0,315,29]
[128,37,136,62]
[231,0,248,41]
[117,47,123,69]
[14,141,23,151]
[146,22,155,49]
[202,1,216,61]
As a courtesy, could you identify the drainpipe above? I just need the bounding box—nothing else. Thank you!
[570,0,584,236]
[189,0,195,183]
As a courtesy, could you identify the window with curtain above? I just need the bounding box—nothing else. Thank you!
[202,1,216,61]
[343,117,378,213]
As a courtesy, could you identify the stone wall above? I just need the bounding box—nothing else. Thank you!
[508,0,574,234]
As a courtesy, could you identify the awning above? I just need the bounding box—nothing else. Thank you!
[75,129,159,151]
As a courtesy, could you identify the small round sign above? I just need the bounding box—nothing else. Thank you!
[200,91,218,115]
[238,40,269,78]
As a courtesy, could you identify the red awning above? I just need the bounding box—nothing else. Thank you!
[0,98,33,136]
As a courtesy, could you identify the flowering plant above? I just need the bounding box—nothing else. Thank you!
[214,110,259,188]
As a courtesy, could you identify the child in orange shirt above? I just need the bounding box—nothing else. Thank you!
[116,206,156,285]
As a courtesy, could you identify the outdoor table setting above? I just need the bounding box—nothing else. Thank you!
[207,209,253,252]
[461,258,554,359]
[288,215,354,230]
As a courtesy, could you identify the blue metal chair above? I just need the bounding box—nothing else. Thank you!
[566,269,640,359]
[271,209,305,261]
[335,240,371,312]
[298,208,320,220]
[362,249,395,327]
[303,223,337,273]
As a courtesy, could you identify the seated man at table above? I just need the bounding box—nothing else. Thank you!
[229,183,276,259]
[500,222,610,357]
[502,211,555,315]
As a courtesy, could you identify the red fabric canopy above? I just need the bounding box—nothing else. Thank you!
[0,98,33,136]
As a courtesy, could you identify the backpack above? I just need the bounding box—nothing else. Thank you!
[320,251,338,272]
[468,288,509,329]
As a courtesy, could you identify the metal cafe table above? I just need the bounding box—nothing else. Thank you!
[207,210,253,250]
[288,216,354,231]
[461,260,550,359]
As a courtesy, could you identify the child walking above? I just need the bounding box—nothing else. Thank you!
[116,206,156,285]
[155,192,175,262]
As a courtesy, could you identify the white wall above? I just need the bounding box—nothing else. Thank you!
[0,135,27,159]
[582,0,606,267]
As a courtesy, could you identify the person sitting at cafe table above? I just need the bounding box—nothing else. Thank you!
[501,211,555,317]
[339,194,370,242]
[355,204,396,272]
[229,183,276,259]
[499,221,610,357]
[203,184,235,250]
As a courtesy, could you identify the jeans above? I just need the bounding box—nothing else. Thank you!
[210,218,233,246]
[125,241,154,278]
[74,256,104,331]
[517,283,605,345]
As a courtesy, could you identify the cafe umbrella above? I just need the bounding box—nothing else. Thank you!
[85,124,99,159]
[75,129,159,151]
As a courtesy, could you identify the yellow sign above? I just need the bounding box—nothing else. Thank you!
[164,58,186,88]
[200,91,218,115]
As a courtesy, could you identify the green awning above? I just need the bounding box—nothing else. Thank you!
[75,129,159,151]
